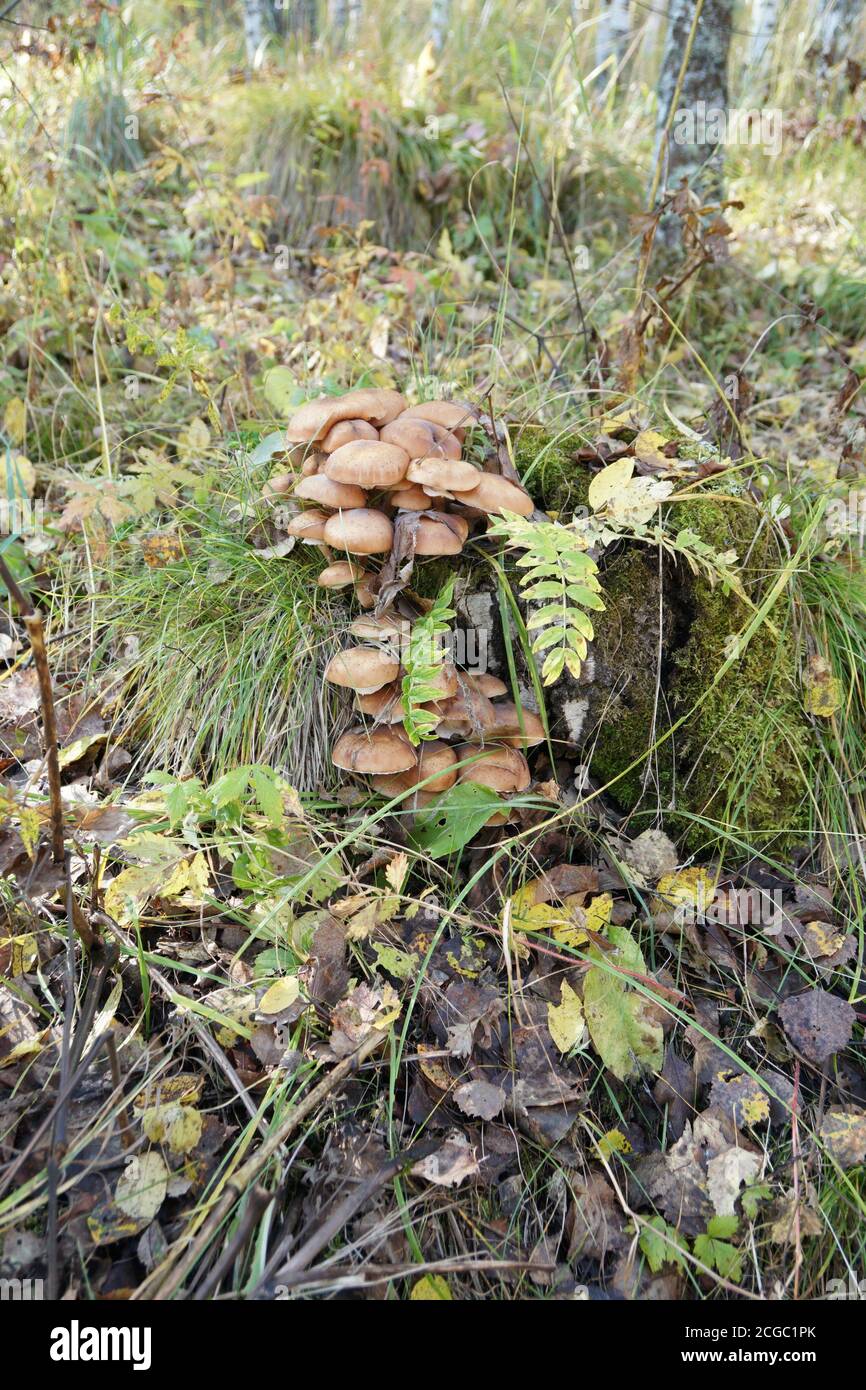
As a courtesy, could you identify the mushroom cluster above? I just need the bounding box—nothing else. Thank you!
[281,387,541,816]
[281,387,534,606]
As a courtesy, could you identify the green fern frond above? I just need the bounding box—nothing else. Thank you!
[488,511,605,685]
[401,577,456,744]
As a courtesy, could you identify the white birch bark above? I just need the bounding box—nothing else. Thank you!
[242,0,266,65]
[595,0,631,71]
[654,0,734,200]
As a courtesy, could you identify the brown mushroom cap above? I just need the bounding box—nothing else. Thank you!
[406,457,481,494]
[332,726,418,775]
[431,688,497,738]
[451,474,534,517]
[488,702,545,746]
[349,612,406,644]
[400,401,476,435]
[317,560,366,589]
[380,418,462,460]
[370,770,418,796]
[323,508,394,554]
[355,682,407,723]
[262,471,295,498]
[368,739,457,798]
[294,475,368,510]
[324,646,400,693]
[414,513,468,556]
[456,742,531,793]
[466,674,509,698]
[324,439,410,490]
[287,388,406,443]
[388,483,438,511]
[416,739,459,792]
[286,509,330,541]
[321,418,379,452]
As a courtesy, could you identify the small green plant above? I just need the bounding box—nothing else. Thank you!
[487,511,605,684]
[401,577,457,744]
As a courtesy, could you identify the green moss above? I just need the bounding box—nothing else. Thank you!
[586,548,673,810]
[512,431,815,850]
[512,424,592,513]
[672,575,811,850]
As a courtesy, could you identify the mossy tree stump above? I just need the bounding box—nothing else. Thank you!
[425,427,813,849]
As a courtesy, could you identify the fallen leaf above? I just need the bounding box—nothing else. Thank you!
[819,1108,866,1168]
[547,978,587,1052]
[259,975,301,1015]
[583,925,664,1081]
[453,1079,505,1120]
[412,1131,480,1187]
[114,1152,168,1224]
[410,1274,452,1300]
[778,988,855,1066]
[706,1147,762,1216]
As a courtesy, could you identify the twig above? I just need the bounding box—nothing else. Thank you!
[46,856,77,1299]
[261,1138,438,1292]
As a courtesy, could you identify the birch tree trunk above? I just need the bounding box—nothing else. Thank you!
[817,0,865,80]
[242,0,266,64]
[431,0,452,53]
[654,0,734,203]
[595,0,632,73]
[749,0,780,71]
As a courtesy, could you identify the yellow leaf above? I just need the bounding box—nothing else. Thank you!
[596,1128,632,1159]
[653,867,718,920]
[1,934,37,976]
[158,858,191,900]
[587,457,634,512]
[141,1102,202,1155]
[385,851,409,894]
[104,864,164,924]
[411,1274,452,1300]
[803,655,842,718]
[585,893,614,933]
[547,979,586,1052]
[3,397,27,444]
[259,975,301,1015]
[114,1152,168,1223]
[633,429,669,471]
[183,851,210,903]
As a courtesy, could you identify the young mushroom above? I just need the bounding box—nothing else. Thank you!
[406,458,481,495]
[317,560,367,589]
[287,388,406,444]
[320,418,379,452]
[451,473,534,517]
[294,475,368,510]
[488,702,545,747]
[324,440,410,490]
[413,513,469,555]
[380,418,462,460]
[332,726,418,775]
[355,683,407,723]
[400,401,476,439]
[324,646,400,694]
[323,508,394,554]
[286,509,330,542]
